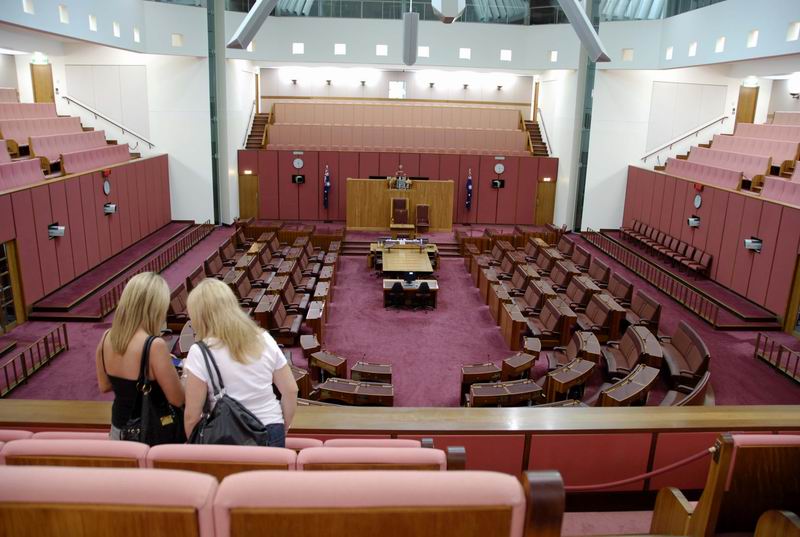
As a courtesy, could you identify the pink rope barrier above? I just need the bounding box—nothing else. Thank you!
[564,446,714,492]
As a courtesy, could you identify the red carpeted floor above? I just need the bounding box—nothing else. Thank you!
[3,227,800,407]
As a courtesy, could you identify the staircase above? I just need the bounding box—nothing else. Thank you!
[524,120,549,157]
[245,113,270,149]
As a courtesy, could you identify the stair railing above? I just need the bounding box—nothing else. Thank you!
[536,107,552,156]
[242,99,257,148]
[640,114,730,166]
[61,95,155,152]
[520,111,534,154]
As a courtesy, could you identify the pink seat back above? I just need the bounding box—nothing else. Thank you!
[0,158,45,192]
[712,134,800,165]
[296,447,447,470]
[323,439,422,448]
[0,117,83,144]
[30,130,107,163]
[213,470,526,537]
[772,111,800,126]
[0,438,148,467]
[688,146,771,179]
[0,88,18,103]
[0,140,10,163]
[61,143,130,175]
[285,437,324,450]
[147,444,297,478]
[665,158,742,190]
[0,466,217,537]
[0,429,33,441]
[0,102,57,120]
[735,123,800,143]
[32,431,110,440]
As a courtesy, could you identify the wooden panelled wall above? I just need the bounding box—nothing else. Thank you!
[238,149,558,225]
[623,166,800,317]
[0,155,171,307]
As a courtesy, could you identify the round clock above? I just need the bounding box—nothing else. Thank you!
[693,194,702,209]
[293,158,304,170]
[494,163,505,174]
[103,179,111,196]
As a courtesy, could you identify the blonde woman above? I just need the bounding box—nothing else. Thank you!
[95,272,185,440]
[183,278,298,447]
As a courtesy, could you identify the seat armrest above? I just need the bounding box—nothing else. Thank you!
[606,340,620,348]
[658,335,672,343]
[619,301,631,308]
[573,304,585,312]
[522,471,565,537]
[222,260,236,266]
[552,346,567,352]
[650,487,694,535]
[497,274,512,280]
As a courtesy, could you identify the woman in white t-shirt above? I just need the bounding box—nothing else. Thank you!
[183,278,298,447]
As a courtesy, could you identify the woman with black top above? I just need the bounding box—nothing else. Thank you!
[95,272,185,439]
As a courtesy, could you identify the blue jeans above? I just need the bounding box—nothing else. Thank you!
[265,423,286,447]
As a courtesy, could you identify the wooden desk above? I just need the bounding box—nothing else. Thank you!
[496,240,516,252]
[501,352,537,381]
[317,378,394,406]
[309,351,347,382]
[319,265,335,287]
[266,275,290,302]
[235,254,255,270]
[276,260,295,276]
[383,250,433,273]
[597,364,660,407]
[539,248,564,273]
[346,178,454,231]
[254,294,280,330]
[389,223,416,239]
[313,282,330,302]
[574,331,602,364]
[306,301,326,343]
[351,361,393,384]
[489,284,513,323]
[468,379,543,407]
[291,366,313,399]
[460,363,502,399]
[637,325,664,369]
[479,267,500,304]
[383,279,438,308]
[500,303,527,351]
[545,359,595,403]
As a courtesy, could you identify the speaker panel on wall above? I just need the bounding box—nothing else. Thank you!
[292,174,305,184]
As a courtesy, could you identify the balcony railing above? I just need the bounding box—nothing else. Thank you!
[0,324,69,397]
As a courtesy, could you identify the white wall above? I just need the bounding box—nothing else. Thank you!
[645,81,727,150]
[225,59,259,221]
[0,54,17,88]
[581,65,774,231]
[769,79,800,114]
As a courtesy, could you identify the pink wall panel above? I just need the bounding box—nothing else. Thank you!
[649,432,717,490]
[419,153,440,180]
[158,155,171,226]
[0,195,13,244]
[746,203,782,306]
[124,165,140,243]
[115,166,132,249]
[359,152,379,178]
[651,173,666,229]
[680,183,698,245]
[338,152,359,218]
[670,178,688,239]
[765,207,800,315]
[399,153,420,176]
[515,157,539,225]
[108,166,127,255]
[297,151,319,220]
[378,153,399,177]
[30,186,60,295]
[64,179,88,277]
[729,197,762,296]
[135,161,150,236]
[495,157,519,225]
[10,190,43,304]
[715,193,746,288]
[79,174,100,268]
[626,168,643,226]
[706,190,729,281]
[318,151,340,221]
[277,151,299,220]
[622,166,637,227]
[692,186,713,251]
[476,156,499,224]
[237,150,259,175]
[47,182,75,286]
[258,150,279,220]
[529,433,652,491]
[93,172,112,260]
[147,158,160,232]
[398,434,525,475]
[659,175,675,233]
[636,170,654,226]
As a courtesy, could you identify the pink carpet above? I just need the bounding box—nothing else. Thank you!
[562,511,652,535]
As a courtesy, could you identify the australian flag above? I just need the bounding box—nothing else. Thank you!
[465,168,473,210]
[323,164,331,209]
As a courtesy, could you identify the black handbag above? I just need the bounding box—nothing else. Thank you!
[188,341,269,446]
[120,336,186,446]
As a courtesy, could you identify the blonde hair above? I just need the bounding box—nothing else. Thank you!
[187,278,266,364]
[108,272,170,355]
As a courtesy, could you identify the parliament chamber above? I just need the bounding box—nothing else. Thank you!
[0,0,800,535]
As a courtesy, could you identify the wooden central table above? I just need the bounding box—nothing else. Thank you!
[545,358,595,403]
[383,279,439,308]
[382,250,434,274]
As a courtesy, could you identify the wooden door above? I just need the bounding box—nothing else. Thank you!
[30,64,55,103]
[238,174,259,219]
[735,86,759,125]
[534,181,556,225]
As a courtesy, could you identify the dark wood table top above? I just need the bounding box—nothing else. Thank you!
[548,358,595,387]
[267,275,289,294]
[601,364,660,405]
[310,351,346,368]
[318,378,394,396]
[523,338,542,355]
[461,363,502,376]
[503,352,537,369]
[352,361,393,375]
[471,378,542,398]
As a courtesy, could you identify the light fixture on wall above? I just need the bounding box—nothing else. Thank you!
[103,203,118,215]
[360,80,366,86]
[243,169,253,175]
[743,76,759,87]
[496,85,502,91]
[463,83,468,90]
[326,79,331,86]
[744,237,762,253]
[291,79,297,85]
[48,223,65,239]
[429,82,434,88]
[542,177,552,182]
[788,72,800,99]
[687,215,701,228]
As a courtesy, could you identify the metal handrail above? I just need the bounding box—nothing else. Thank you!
[61,95,156,149]
[536,107,551,155]
[243,99,256,148]
[640,115,729,163]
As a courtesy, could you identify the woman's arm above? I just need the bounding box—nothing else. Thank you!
[183,372,208,438]
[95,338,113,393]
[149,338,185,407]
[272,364,298,429]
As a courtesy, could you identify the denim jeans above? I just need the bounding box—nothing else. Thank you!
[265,423,286,447]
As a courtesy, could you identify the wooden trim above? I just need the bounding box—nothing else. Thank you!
[6,455,138,468]
[261,95,531,107]
[783,255,800,333]
[302,463,442,471]
[5,241,26,324]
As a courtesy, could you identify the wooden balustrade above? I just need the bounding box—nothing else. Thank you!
[755,333,800,383]
[1,324,69,397]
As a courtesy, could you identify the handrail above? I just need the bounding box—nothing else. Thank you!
[536,107,551,155]
[242,99,256,148]
[1,324,69,397]
[61,95,155,150]
[641,114,729,163]
[754,333,800,383]
[519,111,534,154]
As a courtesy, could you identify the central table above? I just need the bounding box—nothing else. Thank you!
[382,250,434,274]
[382,279,439,308]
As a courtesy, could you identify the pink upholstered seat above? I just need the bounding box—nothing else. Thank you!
[0,466,217,537]
[323,439,422,448]
[761,176,800,205]
[32,431,110,440]
[0,88,17,103]
[296,447,447,470]
[0,102,57,120]
[147,444,297,473]
[0,429,33,441]
[0,117,83,146]
[213,470,527,537]
[30,130,108,165]
[0,438,148,467]
[711,134,800,167]
[664,158,742,190]
[0,140,10,163]
[60,143,130,175]
[687,146,771,180]
[772,111,800,126]
[285,437,324,451]
[0,158,45,191]
[735,123,800,142]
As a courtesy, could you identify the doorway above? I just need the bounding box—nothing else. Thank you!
[0,242,24,334]
[535,181,556,226]
[735,85,759,125]
[30,63,55,103]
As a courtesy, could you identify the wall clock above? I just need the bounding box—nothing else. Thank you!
[693,194,702,209]
[293,158,304,170]
[494,163,505,174]
[103,179,111,196]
